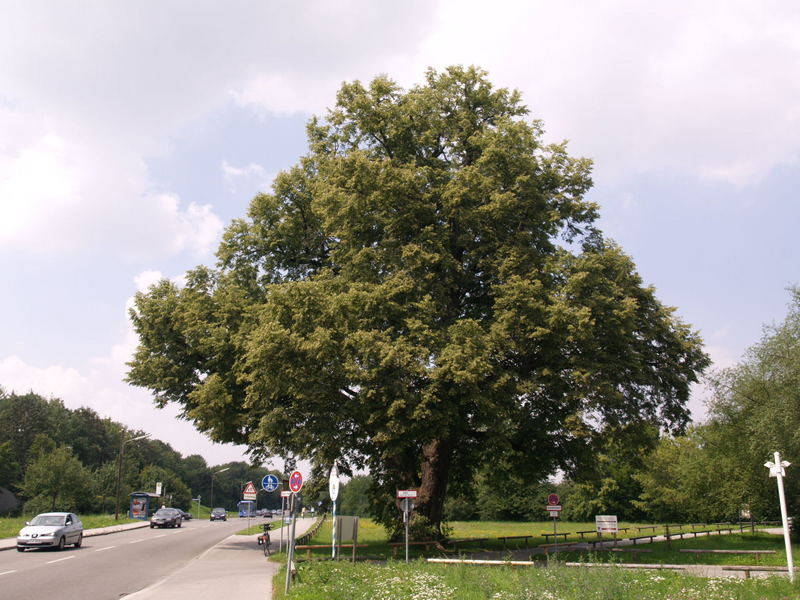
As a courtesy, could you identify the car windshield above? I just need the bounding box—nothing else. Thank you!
[155,509,176,516]
[30,515,66,526]
[212,509,225,514]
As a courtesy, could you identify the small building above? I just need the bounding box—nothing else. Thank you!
[129,491,161,520]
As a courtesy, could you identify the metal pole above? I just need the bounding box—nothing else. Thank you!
[404,501,410,563]
[553,516,558,557]
[284,495,298,594]
[279,496,284,553]
[114,438,126,520]
[210,475,214,511]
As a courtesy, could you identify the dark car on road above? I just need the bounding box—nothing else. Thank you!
[180,510,193,521]
[150,507,183,528]
[210,507,227,521]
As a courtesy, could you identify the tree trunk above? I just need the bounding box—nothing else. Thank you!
[414,438,455,539]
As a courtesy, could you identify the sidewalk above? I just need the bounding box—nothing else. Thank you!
[125,517,317,599]
[0,520,149,551]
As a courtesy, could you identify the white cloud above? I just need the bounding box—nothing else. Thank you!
[221,160,275,193]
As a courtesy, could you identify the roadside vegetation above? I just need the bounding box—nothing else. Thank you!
[274,561,800,600]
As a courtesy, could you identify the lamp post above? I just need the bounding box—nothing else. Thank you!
[114,433,150,520]
[209,467,229,512]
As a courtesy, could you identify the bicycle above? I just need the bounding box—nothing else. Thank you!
[257,522,272,556]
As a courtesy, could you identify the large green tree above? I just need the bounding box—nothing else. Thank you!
[127,66,708,536]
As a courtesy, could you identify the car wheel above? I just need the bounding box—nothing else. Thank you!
[16,547,24,552]
[177,521,182,528]
[57,536,65,551]
[74,534,82,548]
[150,524,155,528]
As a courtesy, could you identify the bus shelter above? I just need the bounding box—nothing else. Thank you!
[129,491,161,520]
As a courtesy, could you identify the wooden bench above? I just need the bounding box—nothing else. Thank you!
[630,534,657,545]
[722,565,795,579]
[576,530,597,540]
[448,538,489,551]
[541,532,569,542]
[497,534,533,548]
[680,549,777,563]
[294,543,368,560]
[539,542,580,556]
[600,547,653,561]
[387,540,446,557]
[636,525,658,533]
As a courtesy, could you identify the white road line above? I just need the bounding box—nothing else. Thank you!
[0,570,18,576]
[129,539,145,544]
[154,534,166,538]
[46,556,76,564]
[95,546,116,552]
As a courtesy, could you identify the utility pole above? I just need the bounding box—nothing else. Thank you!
[114,434,149,520]
[765,451,794,582]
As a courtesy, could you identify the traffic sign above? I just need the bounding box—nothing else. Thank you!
[289,470,304,493]
[548,510,560,518]
[262,474,279,492]
[548,493,560,505]
[329,465,340,501]
[243,481,258,501]
[545,505,562,511]
[397,489,418,498]
[281,490,292,498]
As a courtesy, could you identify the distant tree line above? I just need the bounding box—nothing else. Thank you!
[0,391,282,516]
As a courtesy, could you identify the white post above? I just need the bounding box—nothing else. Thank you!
[331,498,337,559]
[766,451,794,582]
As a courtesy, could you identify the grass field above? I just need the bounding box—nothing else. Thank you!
[274,560,800,599]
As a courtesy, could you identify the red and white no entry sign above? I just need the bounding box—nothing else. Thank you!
[289,470,304,493]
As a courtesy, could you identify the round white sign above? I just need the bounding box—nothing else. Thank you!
[329,464,340,501]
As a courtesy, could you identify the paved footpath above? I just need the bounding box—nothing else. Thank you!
[125,517,316,599]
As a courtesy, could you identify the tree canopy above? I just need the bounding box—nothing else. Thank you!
[127,66,709,536]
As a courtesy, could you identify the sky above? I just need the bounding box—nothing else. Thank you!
[1,1,799,467]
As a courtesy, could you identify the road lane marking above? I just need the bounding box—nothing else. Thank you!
[129,539,145,544]
[154,534,166,538]
[95,546,116,552]
[0,570,18,576]
[46,556,76,564]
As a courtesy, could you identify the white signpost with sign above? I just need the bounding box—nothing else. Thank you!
[329,465,340,559]
[546,494,561,555]
[765,451,794,582]
[397,490,418,563]
[595,515,619,539]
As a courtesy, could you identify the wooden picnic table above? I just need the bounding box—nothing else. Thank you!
[722,565,796,579]
[497,534,533,548]
[387,540,446,557]
[448,538,489,551]
[680,549,777,563]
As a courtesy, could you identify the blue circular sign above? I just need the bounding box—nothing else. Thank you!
[262,474,279,492]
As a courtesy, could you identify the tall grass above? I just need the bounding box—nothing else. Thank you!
[276,560,800,600]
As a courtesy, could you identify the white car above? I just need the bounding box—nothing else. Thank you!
[17,512,84,551]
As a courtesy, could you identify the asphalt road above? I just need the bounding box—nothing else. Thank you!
[0,517,270,600]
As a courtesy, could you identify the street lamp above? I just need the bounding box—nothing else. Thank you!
[209,467,229,512]
[114,433,150,520]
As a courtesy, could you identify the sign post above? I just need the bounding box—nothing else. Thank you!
[329,465,340,559]
[397,490,418,563]
[547,494,561,557]
[279,490,291,552]
[284,471,304,595]
[765,451,794,582]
